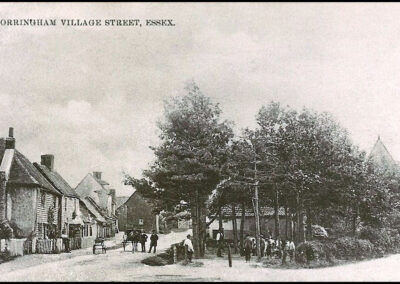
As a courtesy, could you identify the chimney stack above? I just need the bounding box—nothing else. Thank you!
[93,171,102,180]
[41,154,54,171]
[5,127,15,149]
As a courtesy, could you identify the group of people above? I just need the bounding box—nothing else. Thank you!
[243,234,296,263]
[124,229,159,253]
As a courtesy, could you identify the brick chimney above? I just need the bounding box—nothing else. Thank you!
[5,127,15,149]
[93,171,102,180]
[41,154,54,171]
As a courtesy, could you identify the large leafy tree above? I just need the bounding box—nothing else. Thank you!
[125,82,233,258]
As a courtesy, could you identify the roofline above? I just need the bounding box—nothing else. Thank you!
[369,136,396,163]
[74,173,92,191]
[7,182,62,195]
[33,163,78,198]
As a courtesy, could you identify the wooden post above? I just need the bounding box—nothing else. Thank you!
[227,243,232,267]
[173,245,177,264]
[184,244,188,264]
[254,153,261,263]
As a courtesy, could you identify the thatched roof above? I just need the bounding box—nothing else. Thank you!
[0,139,60,195]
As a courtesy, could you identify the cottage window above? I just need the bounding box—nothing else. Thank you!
[138,218,144,225]
[89,226,92,236]
[53,196,57,208]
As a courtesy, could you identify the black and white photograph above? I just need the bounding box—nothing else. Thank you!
[0,2,399,281]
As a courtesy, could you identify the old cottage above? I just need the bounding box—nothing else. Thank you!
[116,191,159,233]
[34,155,85,238]
[0,128,61,239]
[75,172,117,237]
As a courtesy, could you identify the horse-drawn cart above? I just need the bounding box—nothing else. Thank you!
[93,238,106,254]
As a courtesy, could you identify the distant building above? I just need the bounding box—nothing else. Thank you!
[116,191,159,233]
[208,205,287,240]
[369,136,399,173]
[0,128,61,239]
[116,196,129,209]
[75,172,117,237]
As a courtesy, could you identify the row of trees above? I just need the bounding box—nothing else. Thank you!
[125,83,399,259]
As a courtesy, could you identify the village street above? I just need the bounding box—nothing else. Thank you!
[0,229,398,282]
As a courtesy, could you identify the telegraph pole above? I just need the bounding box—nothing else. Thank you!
[253,149,261,262]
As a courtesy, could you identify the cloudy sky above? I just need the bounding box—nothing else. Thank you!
[1,3,400,196]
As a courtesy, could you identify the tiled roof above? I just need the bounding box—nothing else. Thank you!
[33,163,79,198]
[82,197,106,223]
[0,139,60,195]
[219,205,285,217]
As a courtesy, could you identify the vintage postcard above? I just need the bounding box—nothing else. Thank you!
[0,2,398,282]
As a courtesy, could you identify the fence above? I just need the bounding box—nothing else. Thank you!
[23,239,33,255]
[0,239,26,256]
[36,239,59,254]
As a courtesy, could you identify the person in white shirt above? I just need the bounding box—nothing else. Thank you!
[288,240,296,262]
[216,229,224,257]
[184,234,194,262]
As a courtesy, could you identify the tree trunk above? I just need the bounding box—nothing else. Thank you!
[289,213,294,241]
[231,204,238,254]
[296,191,305,243]
[191,191,201,259]
[240,201,245,253]
[306,208,312,241]
[199,202,207,257]
[285,202,289,240]
[274,186,280,239]
[218,207,223,232]
[352,204,358,238]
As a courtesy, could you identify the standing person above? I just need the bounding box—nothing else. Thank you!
[61,229,70,253]
[281,239,289,265]
[129,231,135,252]
[276,238,282,258]
[140,230,148,252]
[266,239,272,259]
[243,234,253,262]
[252,238,257,256]
[288,239,296,262]
[216,229,224,257]
[260,235,266,258]
[133,230,141,252]
[148,230,158,253]
[184,234,194,263]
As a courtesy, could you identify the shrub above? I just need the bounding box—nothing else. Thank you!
[359,226,393,256]
[356,239,374,260]
[334,237,374,260]
[321,240,337,263]
[141,256,168,266]
[157,249,174,264]
[334,237,357,259]
[296,241,325,264]
[0,221,13,240]
[206,239,218,248]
